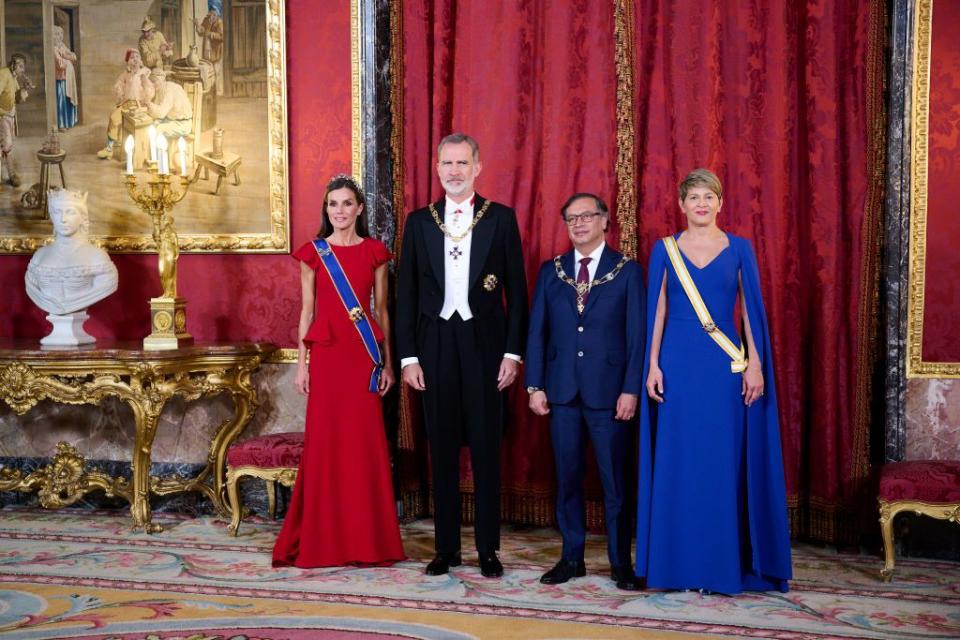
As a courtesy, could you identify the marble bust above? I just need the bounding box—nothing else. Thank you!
[25,189,119,345]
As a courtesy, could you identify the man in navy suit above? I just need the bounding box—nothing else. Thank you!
[524,193,645,590]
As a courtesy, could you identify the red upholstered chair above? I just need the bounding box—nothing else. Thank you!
[225,432,303,535]
[877,460,960,580]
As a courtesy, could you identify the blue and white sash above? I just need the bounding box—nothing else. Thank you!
[312,238,383,393]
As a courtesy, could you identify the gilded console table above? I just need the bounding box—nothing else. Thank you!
[0,340,277,533]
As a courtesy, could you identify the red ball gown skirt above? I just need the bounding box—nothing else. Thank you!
[272,239,405,567]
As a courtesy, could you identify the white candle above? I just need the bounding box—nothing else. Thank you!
[156,135,168,175]
[124,135,135,175]
[148,125,157,163]
[177,137,187,177]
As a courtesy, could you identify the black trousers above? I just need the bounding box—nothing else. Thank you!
[420,313,502,554]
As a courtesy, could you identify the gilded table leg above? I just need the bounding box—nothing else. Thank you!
[205,362,260,516]
[126,395,165,534]
[226,467,243,536]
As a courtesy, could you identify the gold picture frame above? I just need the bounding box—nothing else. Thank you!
[906,0,960,377]
[0,0,289,254]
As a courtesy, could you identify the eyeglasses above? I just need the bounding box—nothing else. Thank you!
[564,212,603,226]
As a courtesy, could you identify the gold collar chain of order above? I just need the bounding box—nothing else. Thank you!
[553,255,630,313]
[428,199,492,243]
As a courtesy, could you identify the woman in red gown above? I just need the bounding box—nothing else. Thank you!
[272,174,405,567]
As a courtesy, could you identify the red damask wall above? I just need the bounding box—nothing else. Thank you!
[923,0,960,362]
[0,1,350,347]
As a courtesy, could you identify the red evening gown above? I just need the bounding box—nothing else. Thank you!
[272,237,405,567]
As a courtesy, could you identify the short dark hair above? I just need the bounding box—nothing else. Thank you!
[438,133,480,161]
[560,192,609,220]
[8,53,25,68]
[317,175,370,239]
[678,168,723,201]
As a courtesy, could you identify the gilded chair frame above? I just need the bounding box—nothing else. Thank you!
[226,464,298,535]
[878,498,960,580]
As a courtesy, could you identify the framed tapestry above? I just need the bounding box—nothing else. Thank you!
[0,0,288,253]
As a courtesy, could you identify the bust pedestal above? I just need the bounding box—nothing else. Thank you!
[42,311,95,346]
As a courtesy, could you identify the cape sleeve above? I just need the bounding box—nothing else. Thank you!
[634,238,668,578]
[292,241,320,270]
[738,236,793,587]
[370,238,393,268]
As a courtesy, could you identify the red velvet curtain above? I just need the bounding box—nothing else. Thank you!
[395,0,621,524]
[631,0,885,541]
[395,0,885,542]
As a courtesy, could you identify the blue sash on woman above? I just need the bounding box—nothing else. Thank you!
[312,238,383,393]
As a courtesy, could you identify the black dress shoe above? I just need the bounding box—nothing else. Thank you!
[425,552,462,575]
[478,551,504,578]
[610,565,645,591]
[540,559,587,584]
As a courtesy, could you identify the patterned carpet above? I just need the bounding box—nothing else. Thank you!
[0,507,958,639]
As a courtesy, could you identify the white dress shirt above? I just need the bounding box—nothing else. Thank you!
[401,193,521,369]
[439,194,475,321]
[574,242,606,283]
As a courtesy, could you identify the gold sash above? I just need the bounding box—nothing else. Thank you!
[663,236,747,373]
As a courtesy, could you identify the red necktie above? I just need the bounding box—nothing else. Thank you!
[577,257,591,307]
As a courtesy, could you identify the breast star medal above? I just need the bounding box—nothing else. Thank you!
[483,274,498,291]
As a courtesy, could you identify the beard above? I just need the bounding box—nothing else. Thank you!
[441,177,471,196]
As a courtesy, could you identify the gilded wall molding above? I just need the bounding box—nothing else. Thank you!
[614,0,637,260]
[269,348,298,364]
[351,0,364,182]
[390,0,405,256]
[906,0,960,377]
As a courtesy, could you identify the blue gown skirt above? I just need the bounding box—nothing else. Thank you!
[645,241,787,594]
[56,80,77,129]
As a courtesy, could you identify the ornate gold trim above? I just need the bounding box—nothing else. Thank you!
[878,498,960,580]
[851,0,888,484]
[390,0,405,255]
[351,0,364,182]
[614,0,637,260]
[0,0,289,255]
[0,344,274,532]
[0,441,132,508]
[906,0,960,376]
[388,0,418,484]
[267,348,298,363]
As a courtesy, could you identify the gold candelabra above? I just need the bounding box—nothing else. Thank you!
[125,170,193,350]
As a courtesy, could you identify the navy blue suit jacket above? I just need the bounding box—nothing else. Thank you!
[524,246,646,409]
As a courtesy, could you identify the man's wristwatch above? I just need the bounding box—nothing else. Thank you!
[526,386,542,395]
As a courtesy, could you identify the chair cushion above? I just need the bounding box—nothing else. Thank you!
[227,432,304,468]
[879,461,960,503]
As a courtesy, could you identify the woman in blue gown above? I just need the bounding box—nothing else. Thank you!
[635,168,792,594]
